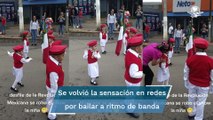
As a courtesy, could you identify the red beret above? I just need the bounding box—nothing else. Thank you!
[47,30,53,35]
[48,35,55,40]
[13,45,24,52]
[52,40,62,46]
[169,38,175,43]
[100,24,107,31]
[87,40,97,47]
[128,36,143,47]
[100,24,107,29]
[194,37,209,49]
[22,31,29,35]
[49,45,67,55]
[129,27,138,34]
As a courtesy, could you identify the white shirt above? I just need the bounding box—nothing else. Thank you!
[168,26,173,34]
[128,49,143,79]
[174,29,183,38]
[30,20,39,30]
[83,49,101,60]
[107,14,116,24]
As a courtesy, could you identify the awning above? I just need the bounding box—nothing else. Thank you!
[23,0,66,6]
[168,11,213,17]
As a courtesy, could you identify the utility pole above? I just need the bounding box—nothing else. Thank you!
[66,0,69,33]
[163,0,168,41]
[141,0,143,35]
[95,0,101,27]
[209,0,212,42]
[18,0,24,33]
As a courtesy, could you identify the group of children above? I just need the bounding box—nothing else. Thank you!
[7,29,67,120]
[6,22,213,120]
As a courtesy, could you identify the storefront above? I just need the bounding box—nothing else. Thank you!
[23,0,67,23]
[167,0,213,35]
[0,1,17,21]
[69,0,95,15]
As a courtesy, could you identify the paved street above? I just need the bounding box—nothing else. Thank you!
[0,36,213,120]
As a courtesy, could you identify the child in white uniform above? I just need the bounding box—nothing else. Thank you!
[83,40,101,85]
[157,42,170,85]
[99,24,108,54]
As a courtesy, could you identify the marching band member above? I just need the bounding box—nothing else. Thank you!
[22,31,30,59]
[124,35,143,118]
[184,37,213,120]
[9,45,32,92]
[99,24,108,54]
[46,45,67,120]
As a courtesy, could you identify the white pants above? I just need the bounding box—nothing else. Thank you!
[123,40,127,54]
[188,82,209,120]
[168,50,173,64]
[23,52,28,58]
[124,80,141,113]
[12,67,23,88]
[46,86,56,120]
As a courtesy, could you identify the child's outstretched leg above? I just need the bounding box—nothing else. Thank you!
[11,69,23,92]
[24,52,29,59]
[101,46,106,54]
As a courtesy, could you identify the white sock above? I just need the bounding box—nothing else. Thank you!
[91,78,96,82]
[101,47,105,52]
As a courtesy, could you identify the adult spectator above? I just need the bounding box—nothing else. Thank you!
[174,24,183,53]
[107,9,116,40]
[143,42,169,85]
[135,5,143,29]
[30,16,39,46]
[73,5,79,28]
[58,12,65,36]
[201,24,208,39]
[168,23,174,39]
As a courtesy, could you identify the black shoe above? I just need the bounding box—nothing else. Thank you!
[188,115,196,120]
[102,51,107,54]
[178,51,180,54]
[90,81,98,85]
[35,44,37,46]
[10,87,18,92]
[26,57,29,59]
[111,37,114,40]
[126,113,140,118]
[169,63,173,66]
[31,44,34,46]
[18,82,24,87]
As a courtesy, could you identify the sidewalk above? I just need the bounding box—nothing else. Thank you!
[0,18,148,40]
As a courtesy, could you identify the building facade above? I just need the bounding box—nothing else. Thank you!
[0,0,17,22]
[22,0,162,26]
[167,0,213,35]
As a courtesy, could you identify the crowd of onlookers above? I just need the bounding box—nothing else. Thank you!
[168,22,209,53]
